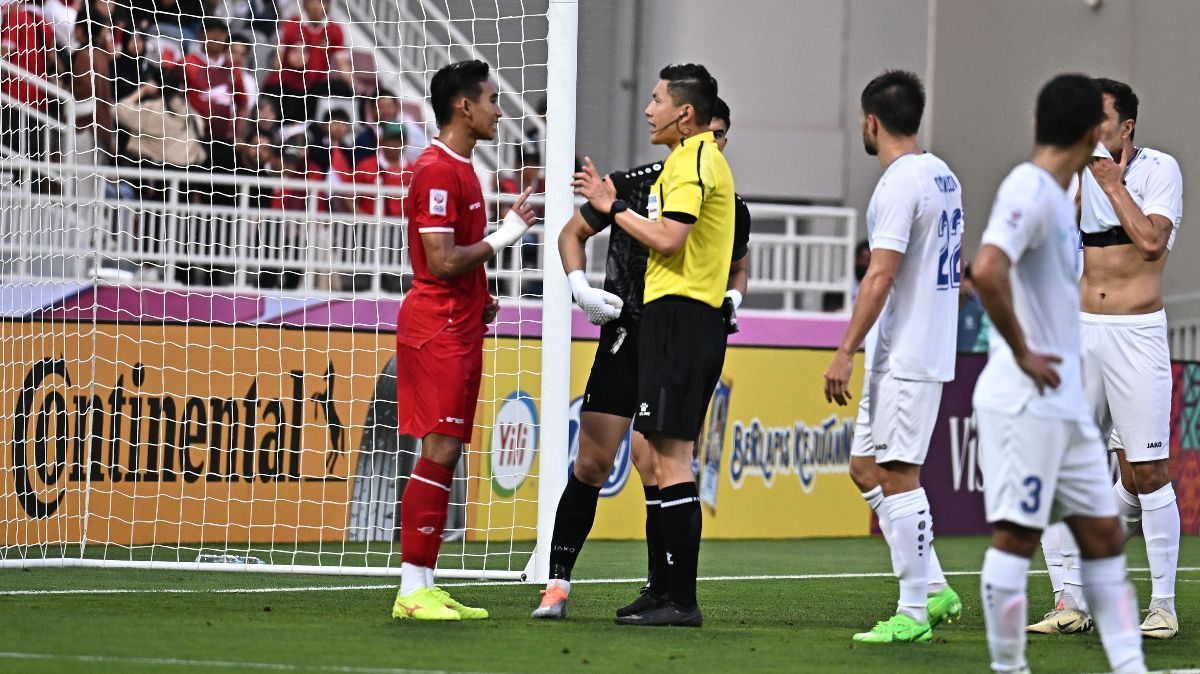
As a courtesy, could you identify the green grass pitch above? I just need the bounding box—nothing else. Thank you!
[1,536,1197,673]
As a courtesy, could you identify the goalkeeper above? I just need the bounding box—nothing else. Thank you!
[532,97,750,620]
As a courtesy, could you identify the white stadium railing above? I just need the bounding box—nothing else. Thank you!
[1169,320,1200,362]
[0,158,858,313]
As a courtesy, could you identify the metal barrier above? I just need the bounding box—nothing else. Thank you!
[0,159,857,312]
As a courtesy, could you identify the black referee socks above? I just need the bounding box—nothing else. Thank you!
[644,485,670,597]
[658,481,702,609]
[549,473,601,581]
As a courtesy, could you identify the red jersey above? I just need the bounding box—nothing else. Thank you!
[269,18,346,91]
[397,139,488,346]
[0,4,56,110]
[183,52,249,141]
[352,154,411,217]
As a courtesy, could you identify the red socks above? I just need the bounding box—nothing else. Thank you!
[400,458,454,568]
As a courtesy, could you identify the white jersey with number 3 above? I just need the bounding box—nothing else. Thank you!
[864,152,962,382]
[973,162,1090,423]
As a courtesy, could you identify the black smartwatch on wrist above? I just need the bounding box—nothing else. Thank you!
[609,199,628,216]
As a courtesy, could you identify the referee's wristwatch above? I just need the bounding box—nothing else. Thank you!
[608,199,628,216]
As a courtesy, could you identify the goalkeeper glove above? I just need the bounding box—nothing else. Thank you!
[722,289,742,334]
[568,270,623,325]
[483,209,532,255]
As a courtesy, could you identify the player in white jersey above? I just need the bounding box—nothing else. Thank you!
[823,70,962,644]
[973,74,1146,674]
[1034,78,1183,639]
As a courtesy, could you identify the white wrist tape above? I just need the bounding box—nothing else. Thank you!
[483,209,530,254]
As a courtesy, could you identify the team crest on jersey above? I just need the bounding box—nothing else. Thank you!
[430,189,448,216]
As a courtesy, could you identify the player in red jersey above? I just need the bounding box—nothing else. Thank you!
[391,60,537,621]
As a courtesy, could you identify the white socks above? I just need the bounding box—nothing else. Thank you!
[1080,555,1147,674]
[1040,522,1066,603]
[981,547,1030,673]
[1058,525,1087,612]
[1139,483,1179,614]
[863,486,947,596]
[863,486,900,576]
[1114,482,1142,539]
[983,550,1147,674]
[401,562,432,596]
[883,488,932,622]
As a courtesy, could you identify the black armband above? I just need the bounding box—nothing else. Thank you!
[662,211,697,225]
[580,203,613,233]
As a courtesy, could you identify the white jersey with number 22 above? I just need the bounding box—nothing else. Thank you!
[864,152,962,382]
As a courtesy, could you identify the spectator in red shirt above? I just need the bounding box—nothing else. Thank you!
[308,107,357,212]
[1,0,63,160]
[183,19,250,201]
[351,121,411,218]
[178,18,249,286]
[261,0,350,124]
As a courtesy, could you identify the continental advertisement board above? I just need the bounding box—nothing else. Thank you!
[0,321,382,547]
[3,291,1198,548]
[0,319,867,547]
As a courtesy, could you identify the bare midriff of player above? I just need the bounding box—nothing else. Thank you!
[1035,78,1182,640]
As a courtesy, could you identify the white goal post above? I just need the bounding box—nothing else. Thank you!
[0,0,577,583]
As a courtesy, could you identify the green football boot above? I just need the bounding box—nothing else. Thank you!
[927,586,963,627]
[852,613,933,644]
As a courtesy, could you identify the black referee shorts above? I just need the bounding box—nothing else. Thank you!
[634,295,727,441]
[581,315,640,418]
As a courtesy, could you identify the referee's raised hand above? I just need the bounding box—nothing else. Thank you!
[572,157,617,212]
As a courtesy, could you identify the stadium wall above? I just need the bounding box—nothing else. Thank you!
[577,0,1200,316]
[3,287,1198,546]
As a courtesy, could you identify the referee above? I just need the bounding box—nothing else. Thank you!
[532,97,751,622]
[575,63,736,627]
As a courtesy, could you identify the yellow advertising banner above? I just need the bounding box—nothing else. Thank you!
[570,343,869,539]
[1,322,866,548]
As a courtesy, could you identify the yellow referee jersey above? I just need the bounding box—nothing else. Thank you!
[645,130,736,308]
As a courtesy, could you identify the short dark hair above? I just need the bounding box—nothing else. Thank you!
[712,96,731,129]
[659,63,718,126]
[1094,77,1139,139]
[202,17,230,39]
[322,108,352,124]
[430,60,491,128]
[1035,74,1104,147]
[861,70,924,136]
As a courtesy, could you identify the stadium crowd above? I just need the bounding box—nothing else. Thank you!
[0,0,544,289]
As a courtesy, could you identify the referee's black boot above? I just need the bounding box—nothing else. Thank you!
[615,586,665,618]
[614,601,702,627]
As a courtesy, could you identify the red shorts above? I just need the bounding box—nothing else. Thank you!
[396,334,483,442]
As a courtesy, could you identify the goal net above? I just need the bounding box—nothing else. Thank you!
[0,0,575,580]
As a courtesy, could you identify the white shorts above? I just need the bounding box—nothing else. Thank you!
[1081,310,1171,462]
[850,372,874,457]
[977,408,1119,530]
[849,370,942,465]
